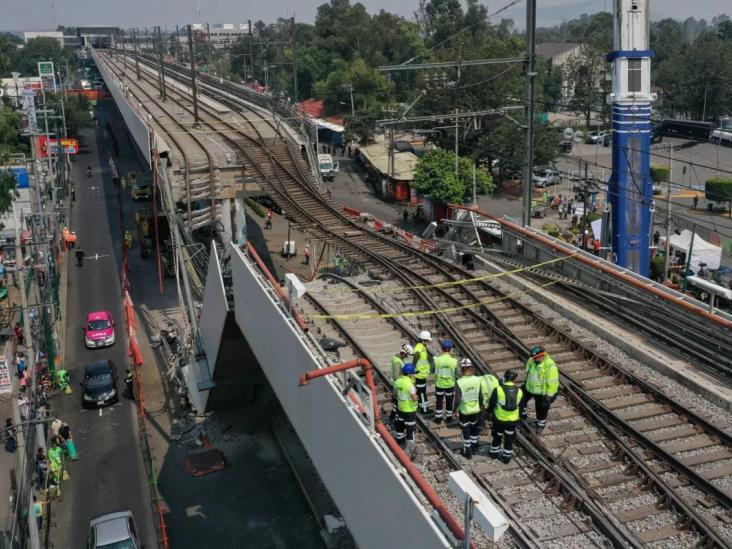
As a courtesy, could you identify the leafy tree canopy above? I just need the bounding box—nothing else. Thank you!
[412,147,493,204]
[6,37,74,77]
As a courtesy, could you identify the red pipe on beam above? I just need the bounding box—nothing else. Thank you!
[450,203,732,330]
[245,241,309,332]
[299,358,474,548]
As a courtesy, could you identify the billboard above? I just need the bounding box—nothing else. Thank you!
[38,136,80,157]
[37,61,57,91]
[21,88,38,135]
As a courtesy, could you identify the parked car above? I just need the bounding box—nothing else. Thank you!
[532,168,561,188]
[586,130,607,144]
[84,311,115,348]
[130,182,151,200]
[88,510,142,549]
[81,360,119,408]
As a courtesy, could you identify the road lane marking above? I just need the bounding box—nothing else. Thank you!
[99,408,102,417]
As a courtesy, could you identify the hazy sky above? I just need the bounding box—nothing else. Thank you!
[0,0,729,31]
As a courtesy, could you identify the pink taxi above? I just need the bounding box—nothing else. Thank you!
[84,311,115,348]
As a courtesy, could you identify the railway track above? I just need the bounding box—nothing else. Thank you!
[100,50,732,547]
[477,250,732,384]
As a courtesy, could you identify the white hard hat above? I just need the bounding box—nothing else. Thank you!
[460,358,473,369]
[401,344,414,355]
[418,330,432,341]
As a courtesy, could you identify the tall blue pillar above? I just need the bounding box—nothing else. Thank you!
[607,0,655,277]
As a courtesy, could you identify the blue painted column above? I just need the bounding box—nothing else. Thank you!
[609,102,653,275]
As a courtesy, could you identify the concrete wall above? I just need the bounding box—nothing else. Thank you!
[91,49,152,166]
[230,244,450,549]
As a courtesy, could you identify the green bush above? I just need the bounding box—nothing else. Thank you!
[245,198,265,218]
[705,177,732,203]
[586,212,602,222]
[542,223,561,237]
[650,165,670,183]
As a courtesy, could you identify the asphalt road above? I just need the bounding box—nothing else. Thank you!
[49,123,156,548]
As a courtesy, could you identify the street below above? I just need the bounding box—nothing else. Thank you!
[48,122,156,548]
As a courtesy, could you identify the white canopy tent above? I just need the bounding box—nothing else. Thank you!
[663,229,722,272]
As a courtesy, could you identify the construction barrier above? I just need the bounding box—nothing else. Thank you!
[112,139,170,548]
[341,205,438,253]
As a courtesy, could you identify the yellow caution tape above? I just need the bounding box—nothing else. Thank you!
[322,253,576,298]
[310,280,559,321]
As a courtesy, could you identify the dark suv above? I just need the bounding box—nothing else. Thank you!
[81,360,119,408]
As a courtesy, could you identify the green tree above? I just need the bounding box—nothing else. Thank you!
[475,118,560,179]
[0,108,23,157]
[412,148,493,204]
[9,37,74,77]
[562,45,606,127]
[314,58,394,114]
[0,166,20,226]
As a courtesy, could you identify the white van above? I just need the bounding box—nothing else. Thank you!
[318,154,339,181]
[80,79,92,90]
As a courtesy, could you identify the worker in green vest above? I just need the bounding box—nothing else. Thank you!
[393,363,419,450]
[433,339,458,424]
[391,344,413,382]
[411,330,433,414]
[455,359,483,460]
[488,369,524,463]
[519,345,560,432]
[481,371,500,414]
[390,344,413,421]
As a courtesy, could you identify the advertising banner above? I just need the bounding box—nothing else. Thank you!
[38,136,80,157]
[37,61,57,91]
[21,87,37,135]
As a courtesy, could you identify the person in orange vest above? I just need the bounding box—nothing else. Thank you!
[66,232,77,249]
[61,227,70,250]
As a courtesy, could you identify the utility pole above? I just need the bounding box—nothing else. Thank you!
[248,20,255,84]
[187,25,200,125]
[582,162,589,251]
[682,223,696,292]
[342,83,355,117]
[454,107,459,178]
[662,144,674,281]
[156,26,167,101]
[133,28,141,80]
[11,202,41,549]
[521,0,537,227]
[175,25,181,63]
[290,17,298,102]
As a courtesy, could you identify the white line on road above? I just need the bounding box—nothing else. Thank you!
[99,408,102,417]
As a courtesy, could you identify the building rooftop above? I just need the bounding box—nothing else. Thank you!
[536,42,581,59]
[358,137,420,182]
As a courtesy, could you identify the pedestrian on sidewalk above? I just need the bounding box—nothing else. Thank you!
[18,393,29,421]
[75,247,85,267]
[14,322,24,346]
[71,183,76,201]
[59,423,78,461]
[265,208,273,230]
[693,195,699,209]
[4,418,17,453]
[16,352,27,378]
[33,496,43,531]
[124,369,134,400]
[303,243,311,265]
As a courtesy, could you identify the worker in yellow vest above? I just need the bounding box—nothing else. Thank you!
[411,330,433,414]
[455,359,483,460]
[487,369,523,463]
[481,371,500,417]
[433,339,458,424]
[393,363,419,451]
[519,345,560,432]
[390,344,413,421]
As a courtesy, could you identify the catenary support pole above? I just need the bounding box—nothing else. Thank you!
[157,26,167,102]
[663,144,673,281]
[290,17,298,102]
[187,25,199,125]
[133,29,141,80]
[521,0,537,227]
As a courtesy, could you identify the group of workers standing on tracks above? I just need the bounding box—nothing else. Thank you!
[391,331,559,463]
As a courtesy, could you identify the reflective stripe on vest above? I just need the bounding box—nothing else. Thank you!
[457,375,481,415]
[394,376,418,413]
[525,356,559,396]
[413,343,430,380]
[434,354,457,388]
[494,383,522,422]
